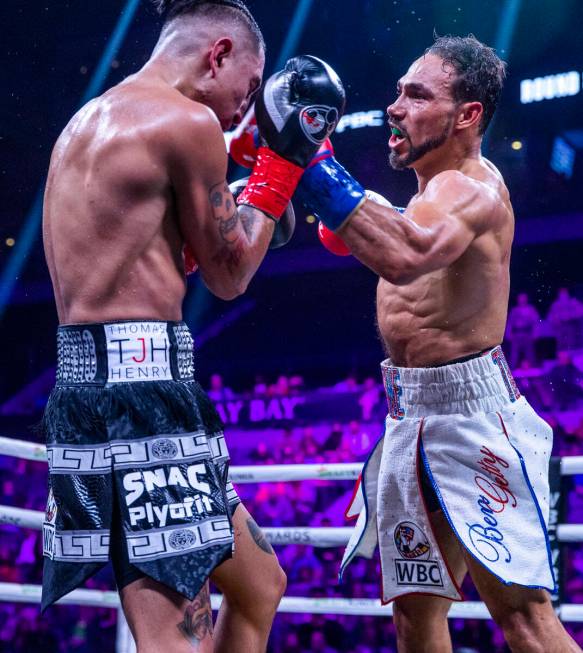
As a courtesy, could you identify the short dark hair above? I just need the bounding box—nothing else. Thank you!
[425,35,506,135]
[153,0,265,53]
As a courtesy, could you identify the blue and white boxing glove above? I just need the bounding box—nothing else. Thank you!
[297,153,366,232]
[316,190,396,256]
[297,147,406,235]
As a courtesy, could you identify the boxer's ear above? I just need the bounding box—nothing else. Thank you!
[455,101,482,133]
[209,38,234,76]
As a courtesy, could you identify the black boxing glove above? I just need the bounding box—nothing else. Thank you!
[231,177,295,249]
[238,55,345,221]
[255,55,346,167]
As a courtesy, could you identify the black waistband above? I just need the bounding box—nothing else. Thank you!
[56,320,194,386]
[428,347,493,368]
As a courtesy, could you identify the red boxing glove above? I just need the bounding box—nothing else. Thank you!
[237,147,304,221]
[184,245,198,275]
[318,221,351,256]
[229,116,260,169]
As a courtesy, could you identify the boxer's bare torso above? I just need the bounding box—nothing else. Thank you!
[44,61,267,326]
[376,157,513,366]
[334,53,515,367]
[44,78,192,324]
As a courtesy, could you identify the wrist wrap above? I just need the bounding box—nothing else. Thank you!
[237,147,304,220]
[298,157,366,231]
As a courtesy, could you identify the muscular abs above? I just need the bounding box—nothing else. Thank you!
[376,238,510,367]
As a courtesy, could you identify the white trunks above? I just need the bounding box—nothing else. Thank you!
[340,346,556,603]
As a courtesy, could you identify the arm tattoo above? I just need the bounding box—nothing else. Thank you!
[219,211,239,242]
[211,190,223,208]
[177,584,213,646]
[209,181,240,244]
[247,518,275,555]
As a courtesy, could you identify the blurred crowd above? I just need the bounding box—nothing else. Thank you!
[507,288,583,414]
[1,287,583,652]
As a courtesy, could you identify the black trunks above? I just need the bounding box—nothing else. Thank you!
[41,320,239,611]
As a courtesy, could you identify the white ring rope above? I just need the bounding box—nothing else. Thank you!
[0,437,47,462]
[2,438,583,631]
[1,582,583,621]
[1,504,582,545]
[1,436,582,480]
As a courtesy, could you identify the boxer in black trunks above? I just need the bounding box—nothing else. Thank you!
[41,1,344,651]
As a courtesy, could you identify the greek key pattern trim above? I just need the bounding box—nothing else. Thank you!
[47,432,211,474]
[126,517,232,562]
[226,482,239,505]
[207,431,229,463]
[47,529,110,562]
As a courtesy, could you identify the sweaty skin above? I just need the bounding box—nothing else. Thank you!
[338,52,583,653]
[43,25,289,653]
[43,63,270,325]
[337,54,513,366]
[372,159,512,366]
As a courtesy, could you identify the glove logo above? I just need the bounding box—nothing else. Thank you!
[299,105,339,144]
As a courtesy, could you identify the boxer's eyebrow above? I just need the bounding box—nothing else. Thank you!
[399,81,434,99]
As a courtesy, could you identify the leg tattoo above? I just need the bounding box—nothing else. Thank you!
[177,584,213,646]
[247,518,275,555]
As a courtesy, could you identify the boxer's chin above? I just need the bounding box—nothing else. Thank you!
[392,120,454,171]
[389,151,408,170]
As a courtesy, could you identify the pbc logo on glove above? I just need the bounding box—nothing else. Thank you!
[299,105,339,144]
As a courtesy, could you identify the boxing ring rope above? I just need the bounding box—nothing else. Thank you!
[2,433,583,653]
[2,435,583,479]
[2,581,583,622]
[2,504,583,547]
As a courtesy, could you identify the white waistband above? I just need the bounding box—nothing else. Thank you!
[380,346,521,417]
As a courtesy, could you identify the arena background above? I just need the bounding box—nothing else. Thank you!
[1,1,583,651]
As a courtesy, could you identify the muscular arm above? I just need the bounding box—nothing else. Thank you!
[168,105,274,300]
[338,171,497,285]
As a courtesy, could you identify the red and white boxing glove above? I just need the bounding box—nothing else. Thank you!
[229,116,260,169]
[230,117,303,222]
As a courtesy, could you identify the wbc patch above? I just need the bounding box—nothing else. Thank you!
[393,521,443,588]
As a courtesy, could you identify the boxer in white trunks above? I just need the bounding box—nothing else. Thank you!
[292,35,581,653]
